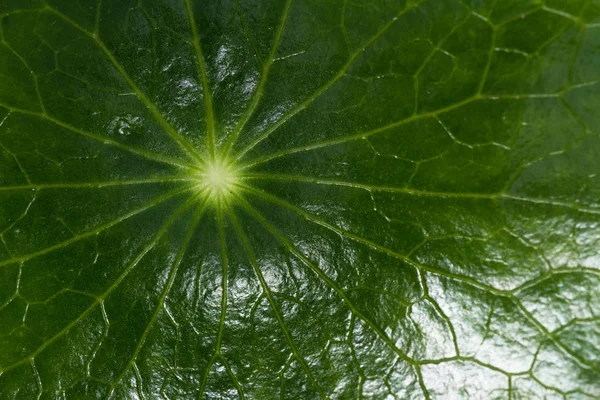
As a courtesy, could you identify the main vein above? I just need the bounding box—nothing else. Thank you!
[0,185,194,268]
[0,103,198,171]
[0,177,194,192]
[0,192,199,374]
[228,208,325,398]
[105,195,208,399]
[232,193,418,366]
[185,0,217,158]
[223,0,293,156]
[45,6,204,164]
[231,0,427,162]
[198,205,233,399]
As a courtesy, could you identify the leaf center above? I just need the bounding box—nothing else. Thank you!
[198,156,238,203]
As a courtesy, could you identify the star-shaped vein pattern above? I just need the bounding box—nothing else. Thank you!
[0,0,599,399]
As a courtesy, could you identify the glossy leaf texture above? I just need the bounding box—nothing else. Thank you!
[1,0,600,399]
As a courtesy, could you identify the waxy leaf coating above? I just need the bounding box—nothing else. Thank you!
[1,0,600,398]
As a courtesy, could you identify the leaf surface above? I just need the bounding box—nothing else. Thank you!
[0,0,600,398]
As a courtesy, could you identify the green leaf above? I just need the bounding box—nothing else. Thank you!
[1,0,599,398]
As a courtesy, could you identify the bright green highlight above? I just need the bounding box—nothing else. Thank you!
[197,156,238,202]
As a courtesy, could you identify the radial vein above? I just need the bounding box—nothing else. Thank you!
[239,185,599,372]
[45,6,203,164]
[184,0,216,157]
[223,0,293,155]
[232,0,427,161]
[0,193,199,374]
[233,193,417,365]
[228,208,325,398]
[0,177,195,192]
[0,185,194,268]
[240,174,498,199]
[105,195,208,398]
[198,206,231,399]
[0,103,198,171]
[238,175,600,216]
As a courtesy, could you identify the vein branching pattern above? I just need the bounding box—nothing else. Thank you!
[0,0,599,399]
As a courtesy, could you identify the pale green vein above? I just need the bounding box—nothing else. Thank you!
[240,174,499,199]
[232,192,418,366]
[0,102,198,171]
[501,194,600,216]
[228,209,325,398]
[236,81,583,172]
[413,11,472,115]
[192,227,210,315]
[0,264,21,311]
[245,173,586,209]
[417,355,511,376]
[184,0,216,158]
[220,356,245,399]
[223,0,293,156]
[3,41,46,114]
[567,27,585,85]
[132,362,145,400]
[541,6,584,25]
[419,270,461,357]
[0,177,195,191]
[345,286,413,308]
[240,185,599,376]
[536,11,580,54]
[250,181,599,371]
[552,316,600,336]
[105,195,208,399]
[235,0,263,65]
[243,174,600,214]
[513,267,600,296]
[0,193,198,374]
[477,28,496,95]
[237,183,507,297]
[235,95,478,170]
[512,299,599,372]
[0,185,194,268]
[527,372,567,396]
[232,0,428,161]
[493,5,542,29]
[239,178,600,218]
[44,6,204,164]
[94,0,102,37]
[0,195,35,249]
[198,206,231,400]
[347,316,366,396]
[84,302,108,377]
[31,359,43,399]
[0,140,32,184]
[415,366,431,400]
